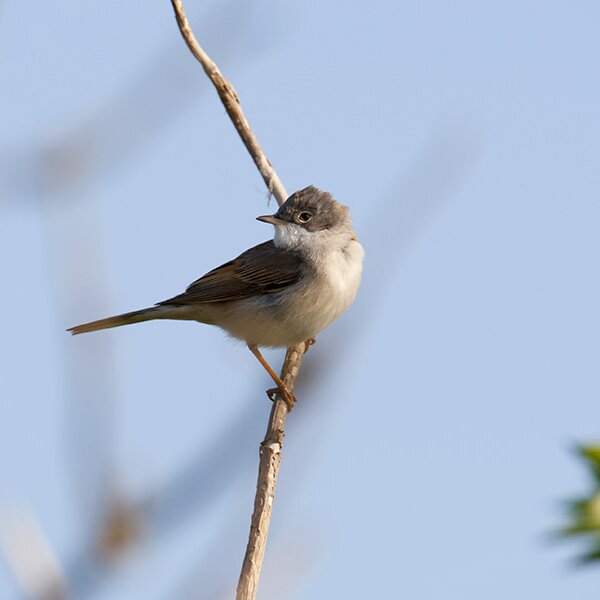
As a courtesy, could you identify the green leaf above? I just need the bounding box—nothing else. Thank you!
[578,445,600,484]
[576,545,600,565]
[557,444,600,564]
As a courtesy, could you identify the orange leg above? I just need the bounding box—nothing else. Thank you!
[247,344,296,410]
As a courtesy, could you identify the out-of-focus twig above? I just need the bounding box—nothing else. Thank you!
[0,0,255,205]
[169,2,306,598]
[0,509,67,600]
[1,3,263,598]
[300,120,483,384]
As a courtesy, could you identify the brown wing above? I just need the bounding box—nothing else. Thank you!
[159,241,304,306]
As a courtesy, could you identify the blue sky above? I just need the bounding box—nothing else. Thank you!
[1,1,599,598]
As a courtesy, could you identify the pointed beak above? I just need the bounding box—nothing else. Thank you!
[256,215,285,225]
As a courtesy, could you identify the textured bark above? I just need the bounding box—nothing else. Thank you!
[236,345,305,599]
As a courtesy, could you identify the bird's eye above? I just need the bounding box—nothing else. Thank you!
[297,211,312,223]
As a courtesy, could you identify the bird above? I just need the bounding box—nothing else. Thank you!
[68,186,364,408]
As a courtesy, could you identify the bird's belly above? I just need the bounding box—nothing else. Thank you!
[217,243,362,348]
[213,295,313,348]
[298,253,362,336]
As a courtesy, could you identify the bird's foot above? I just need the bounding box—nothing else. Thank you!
[304,337,316,352]
[266,386,297,411]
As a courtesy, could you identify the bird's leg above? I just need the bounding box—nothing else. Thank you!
[304,337,316,352]
[247,344,297,410]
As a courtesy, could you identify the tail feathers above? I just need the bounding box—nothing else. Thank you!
[68,308,159,335]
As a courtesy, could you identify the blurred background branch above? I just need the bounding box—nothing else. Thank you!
[0,510,66,600]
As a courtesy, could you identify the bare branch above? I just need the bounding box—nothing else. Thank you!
[169,2,307,599]
[170,0,288,205]
[236,345,305,599]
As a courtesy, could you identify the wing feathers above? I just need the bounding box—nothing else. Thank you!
[159,241,304,306]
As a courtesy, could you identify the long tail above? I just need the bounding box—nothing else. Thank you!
[68,307,163,335]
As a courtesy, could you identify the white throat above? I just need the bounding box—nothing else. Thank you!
[272,223,311,250]
[272,222,355,255]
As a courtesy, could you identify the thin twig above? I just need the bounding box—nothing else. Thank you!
[236,345,305,599]
[169,2,307,599]
[170,0,288,205]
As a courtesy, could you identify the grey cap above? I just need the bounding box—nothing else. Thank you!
[271,186,350,232]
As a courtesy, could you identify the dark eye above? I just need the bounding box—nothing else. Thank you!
[297,211,312,223]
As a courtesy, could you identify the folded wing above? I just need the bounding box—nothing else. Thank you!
[159,241,304,305]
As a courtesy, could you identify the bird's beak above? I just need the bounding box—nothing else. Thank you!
[256,215,285,225]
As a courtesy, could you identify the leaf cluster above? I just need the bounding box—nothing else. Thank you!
[559,445,600,564]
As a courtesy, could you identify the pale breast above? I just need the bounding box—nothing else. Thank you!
[289,238,364,338]
[321,238,364,318]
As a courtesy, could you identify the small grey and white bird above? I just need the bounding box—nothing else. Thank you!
[69,186,364,407]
